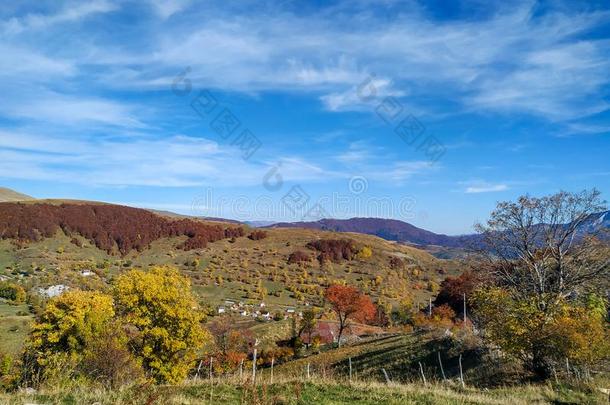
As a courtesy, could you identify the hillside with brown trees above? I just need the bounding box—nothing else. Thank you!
[0,202,244,255]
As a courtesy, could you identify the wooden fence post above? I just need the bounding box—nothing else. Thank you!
[349,357,352,383]
[459,354,465,388]
[382,368,391,384]
[252,349,257,383]
[209,357,213,380]
[270,357,274,384]
[437,352,446,382]
[418,362,427,386]
[252,338,259,384]
[195,359,203,380]
[307,363,310,379]
[239,359,243,380]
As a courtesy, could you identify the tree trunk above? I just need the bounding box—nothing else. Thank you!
[531,345,552,380]
[337,316,345,347]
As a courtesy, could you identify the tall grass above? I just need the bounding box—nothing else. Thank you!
[1,376,607,405]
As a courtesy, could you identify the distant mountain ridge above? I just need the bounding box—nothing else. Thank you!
[576,210,610,236]
[267,217,481,248]
[267,213,610,248]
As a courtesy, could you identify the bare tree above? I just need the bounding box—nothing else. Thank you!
[476,189,609,310]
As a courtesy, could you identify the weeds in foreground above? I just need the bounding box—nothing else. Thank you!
[0,376,608,405]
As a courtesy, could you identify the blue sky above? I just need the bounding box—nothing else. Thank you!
[0,0,609,234]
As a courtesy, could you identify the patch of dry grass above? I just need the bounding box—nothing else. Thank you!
[1,377,606,405]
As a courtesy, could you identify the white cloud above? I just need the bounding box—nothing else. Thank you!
[0,129,341,187]
[321,77,406,112]
[0,45,75,78]
[386,161,438,182]
[465,183,509,193]
[139,3,610,121]
[336,141,376,163]
[1,1,117,35]
[148,0,193,19]
[0,126,436,189]
[352,160,438,184]
[2,1,609,127]
[0,91,145,128]
[561,122,610,136]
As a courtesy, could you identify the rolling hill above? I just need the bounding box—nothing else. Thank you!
[267,217,482,249]
[268,213,610,250]
[0,187,34,202]
[0,200,459,323]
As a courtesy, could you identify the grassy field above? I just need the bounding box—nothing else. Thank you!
[1,379,607,404]
[0,219,461,317]
[0,302,32,357]
[1,332,608,404]
[268,332,520,387]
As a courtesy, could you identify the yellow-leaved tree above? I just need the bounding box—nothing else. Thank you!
[113,266,208,383]
[472,288,609,374]
[473,190,609,379]
[25,290,114,381]
[357,246,373,260]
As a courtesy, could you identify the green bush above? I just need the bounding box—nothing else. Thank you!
[0,282,26,304]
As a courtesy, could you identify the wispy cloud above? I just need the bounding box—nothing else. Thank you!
[363,161,439,183]
[2,1,609,130]
[561,122,610,136]
[336,141,376,164]
[1,91,146,128]
[148,0,193,19]
[127,2,610,123]
[321,77,406,112]
[0,129,345,187]
[464,183,509,194]
[1,0,117,35]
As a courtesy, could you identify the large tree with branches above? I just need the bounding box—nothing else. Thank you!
[476,189,608,308]
[325,285,375,347]
[473,189,609,378]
